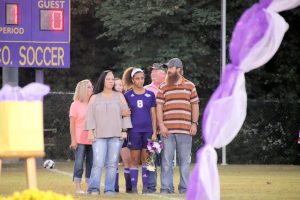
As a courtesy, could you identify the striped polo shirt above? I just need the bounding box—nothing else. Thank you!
[156,78,199,134]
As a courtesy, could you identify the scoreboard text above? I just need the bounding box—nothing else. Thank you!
[0,0,70,68]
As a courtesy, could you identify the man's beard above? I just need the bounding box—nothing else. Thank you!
[167,72,180,85]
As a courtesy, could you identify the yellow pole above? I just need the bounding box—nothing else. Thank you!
[26,157,37,189]
[0,159,2,176]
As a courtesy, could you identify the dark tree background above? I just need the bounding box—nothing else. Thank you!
[2,0,299,162]
[1,0,299,100]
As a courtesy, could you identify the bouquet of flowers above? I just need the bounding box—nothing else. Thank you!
[146,139,163,171]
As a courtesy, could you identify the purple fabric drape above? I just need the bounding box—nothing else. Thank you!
[186,0,299,199]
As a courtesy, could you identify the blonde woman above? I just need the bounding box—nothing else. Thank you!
[69,79,94,194]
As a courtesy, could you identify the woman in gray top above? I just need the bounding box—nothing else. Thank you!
[86,70,132,195]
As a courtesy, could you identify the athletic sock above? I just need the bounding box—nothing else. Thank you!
[124,168,132,191]
[142,165,148,188]
[115,168,119,192]
[129,167,139,189]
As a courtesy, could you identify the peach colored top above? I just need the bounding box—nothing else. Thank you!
[69,100,92,145]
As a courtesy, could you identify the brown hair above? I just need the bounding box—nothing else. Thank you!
[122,67,134,92]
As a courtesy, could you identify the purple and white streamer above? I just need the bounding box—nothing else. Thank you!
[187,0,300,199]
[0,83,50,101]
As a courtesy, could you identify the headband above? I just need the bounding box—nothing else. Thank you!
[131,68,144,78]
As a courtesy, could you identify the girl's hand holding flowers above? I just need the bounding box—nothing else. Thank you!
[146,139,163,171]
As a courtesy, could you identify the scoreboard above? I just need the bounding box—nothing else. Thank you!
[0,0,70,68]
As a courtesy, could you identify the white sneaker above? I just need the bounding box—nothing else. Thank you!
[75,190,85,194]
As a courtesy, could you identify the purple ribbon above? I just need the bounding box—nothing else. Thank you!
[186,0,294,199]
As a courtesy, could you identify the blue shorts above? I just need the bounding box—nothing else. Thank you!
[128,131,152,150]
[122,138,129,148]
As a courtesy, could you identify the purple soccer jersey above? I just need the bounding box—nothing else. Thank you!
[124,89,156,132]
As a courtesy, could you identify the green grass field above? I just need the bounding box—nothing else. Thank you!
[1,161,300,200]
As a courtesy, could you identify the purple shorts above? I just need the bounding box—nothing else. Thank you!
[128,131,152,150]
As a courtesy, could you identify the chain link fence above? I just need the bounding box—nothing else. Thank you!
[44,92,300,164]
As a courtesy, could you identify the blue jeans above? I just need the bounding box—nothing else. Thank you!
[73,144,93,183]
[88,138,123,194]
[160,134,192,193]
[147,158,157,192]
[147,152,163,192]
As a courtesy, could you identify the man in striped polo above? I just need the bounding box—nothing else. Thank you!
[156,58,199,194]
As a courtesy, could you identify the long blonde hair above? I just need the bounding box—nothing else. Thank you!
[73,79,92,103]
[122,67,134,92]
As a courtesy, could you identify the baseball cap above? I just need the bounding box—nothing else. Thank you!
[163,58,183,68]
[131,68,144,77]
[150,63,165,70]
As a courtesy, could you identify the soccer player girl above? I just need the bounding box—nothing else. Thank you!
[122,67,157,193]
